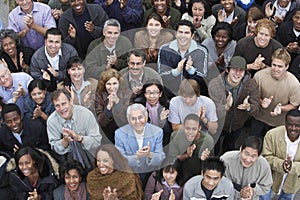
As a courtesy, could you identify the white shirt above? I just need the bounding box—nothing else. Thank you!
[45,47,62,70]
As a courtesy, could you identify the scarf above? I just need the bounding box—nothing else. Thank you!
[64,182,87,200]
[146,101,159,126]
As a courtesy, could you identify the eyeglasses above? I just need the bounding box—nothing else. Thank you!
[130,115,144,122]
[129,62,143,67]
[145,91,160,96]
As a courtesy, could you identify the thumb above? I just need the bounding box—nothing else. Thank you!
[269,96,274,100]
[245,95,250,101]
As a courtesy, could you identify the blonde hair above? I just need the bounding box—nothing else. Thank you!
[178,79,200,97]
[255,18,276,38]
[271,48,291,66]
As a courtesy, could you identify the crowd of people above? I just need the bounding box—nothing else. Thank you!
[0,0,300,199]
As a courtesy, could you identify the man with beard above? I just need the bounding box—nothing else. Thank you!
[120,49,162,96]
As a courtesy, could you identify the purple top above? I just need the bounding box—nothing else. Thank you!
[8,2,56,50]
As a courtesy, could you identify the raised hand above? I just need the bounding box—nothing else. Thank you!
[177,58,186,73]
[200,148,210,161]
[283,155,292,173]
[237,95,250,111]
[103,186,118,200]
[225,91,233,110]
[261,96,273,108]
[84,21,94,33]
[33,105,42,119]
[162,16,171,27]
[12,84,26,103]
[169,189,175,200]
[68,24,76,39]
[187,144,196,157]
[151,190,163,200]
[270,103,281,116]
[193,15,202,28]
[265,2,275,18]
[217,10,224,22]
[47,64,58,77]
[28,189,40,200]
[160,107,169,120]
[119,0,127,9]
[83,90,92,108]
[185,56,193,71]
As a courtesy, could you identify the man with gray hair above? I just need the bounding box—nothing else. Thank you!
[0,60,33,114]
[115,103,165,184]
[84,18,132,79]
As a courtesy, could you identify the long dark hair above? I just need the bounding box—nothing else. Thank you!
[14,147,49,179]
[137,79,169,108]
[154,159,184,186]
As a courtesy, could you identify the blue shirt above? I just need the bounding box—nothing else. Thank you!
[0,72,33,113]
[8,2,56,50]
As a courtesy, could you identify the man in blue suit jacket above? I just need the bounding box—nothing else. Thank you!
[115,103,165,183]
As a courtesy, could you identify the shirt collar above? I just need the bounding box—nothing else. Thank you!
[44,46,62,58]
[169,39,198,55]
[285,130,300,144]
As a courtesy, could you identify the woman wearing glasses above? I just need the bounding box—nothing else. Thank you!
[135,79,172,146]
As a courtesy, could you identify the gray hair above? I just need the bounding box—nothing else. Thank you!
[0,29,20,52]
[126,103,147,119]
[103,19,121,31]
[0,63,8,71]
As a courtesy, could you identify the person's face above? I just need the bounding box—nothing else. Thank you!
[146,18,163,38]
[214,29,230,49]
[285,115,300,142]
[105,77,120,95]
[202,170,222,191]
[176,25,193,48]
[271,58,288,80]
[255,27,271,48]
[184,119,200,142]
[30,87,46,105]
[247,17,257,33]
[0,68,13,88]
[240,147,259,168]
[182,95,197,106]
[64,169,82,192]
[292,11,300,32]
[4,111,22,133]
[220,0,235,12]
[68,63,85,83]
[144,84,162,106]
[128,54,145,79]
[15,0,33,14]
[103,26,120,48]
[2,36,17,58]
[192,2,205,17]
[128,109,147,134]
[45,34,62,57]
[53,93,73,120]
[153,0,167,14]
[278,0,291,8]
[18,154,37,177]
[96,150,114,175]
[227,67,245,87]
[70,0,85,15]
[163,169,178,186]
